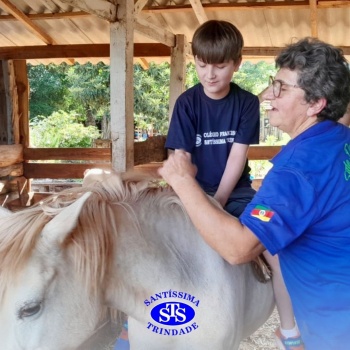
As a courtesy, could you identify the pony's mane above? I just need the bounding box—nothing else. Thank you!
[0,171,182,301]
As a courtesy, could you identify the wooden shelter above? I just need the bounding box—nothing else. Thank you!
[1,0,349,206]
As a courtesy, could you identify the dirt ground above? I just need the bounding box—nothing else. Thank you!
[239,307,279,350]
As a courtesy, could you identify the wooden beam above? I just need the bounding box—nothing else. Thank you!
[23,147,111,161]
[135,17,175,47]
[310,0,318,37]
[134,0,148,16]
[21,144,280,180]
[23,136,167,166]
[0,44,109,60]
[242,46,350,57]
[169,35,187,122]
[5,61,19,144]
[318,0,350,8]
[0,163,22,177]
[1,43,350,62]
[2,44,350,61]
[23,161,164,179]
[109,0,134,172]
[0,0,57,45]
[59,0,117,22]
[136,58,150,70]
[23,162,111,179]
[143,1,311,13]
[134,1,152,71]
[0,43,171,60]
[0,61,14,144]
[0,11,90,21]
[13,61,29,147]
[0,144,23,167]
[133,43,171,57]
[242,47,284,57]
[22,143,278,163]
[248,146,281,160]
[189,0,208,24]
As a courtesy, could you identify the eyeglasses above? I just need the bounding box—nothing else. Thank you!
[269,76,300,98]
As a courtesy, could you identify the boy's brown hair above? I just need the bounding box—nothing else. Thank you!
[191,20,243,64]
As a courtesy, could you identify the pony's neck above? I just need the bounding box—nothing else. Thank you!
[105,199,216,317]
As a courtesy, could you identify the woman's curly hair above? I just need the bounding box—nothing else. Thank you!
[276,37,350,121]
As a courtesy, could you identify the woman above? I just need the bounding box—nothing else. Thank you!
[159,37,350,349]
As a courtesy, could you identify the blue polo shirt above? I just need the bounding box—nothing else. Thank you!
[240,120,350,349]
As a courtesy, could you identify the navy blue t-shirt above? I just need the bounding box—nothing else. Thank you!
[165,82,260,191]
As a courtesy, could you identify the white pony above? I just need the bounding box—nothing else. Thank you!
[0,170,274,350]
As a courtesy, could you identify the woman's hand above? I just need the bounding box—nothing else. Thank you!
[158,150,197,188]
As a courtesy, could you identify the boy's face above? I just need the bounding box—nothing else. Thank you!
[194,56,240,100]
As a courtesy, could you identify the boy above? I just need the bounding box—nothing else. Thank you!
[165,20,259,217]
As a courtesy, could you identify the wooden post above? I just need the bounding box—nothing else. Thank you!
[169,34,187,123]
[13,60,29,147]
[109,1,134,172]
[0,60,18,145]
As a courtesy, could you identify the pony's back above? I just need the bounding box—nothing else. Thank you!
[0,169,274,350]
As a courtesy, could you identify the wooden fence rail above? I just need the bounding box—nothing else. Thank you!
[22,144,281,179]
[0,141,281,180]
[0,139,281,207]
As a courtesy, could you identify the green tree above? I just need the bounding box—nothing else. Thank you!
[27,60,277,140]
[30,111,100,147]
[133,62,171,134]
[28,63,69,118]
[65,62,110,125]
[185,62,199,88]
[234,61,276,95]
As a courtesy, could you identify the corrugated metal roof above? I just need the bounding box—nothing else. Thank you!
[0,0,349,65]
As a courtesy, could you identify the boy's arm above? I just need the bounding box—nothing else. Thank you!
[214,142,249,207]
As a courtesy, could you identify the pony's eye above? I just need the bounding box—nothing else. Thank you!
[19,302,42,319]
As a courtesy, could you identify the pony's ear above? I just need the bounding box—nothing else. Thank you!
[0,206,12,218]
[41,192,92,246]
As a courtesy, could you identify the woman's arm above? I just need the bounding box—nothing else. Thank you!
[159,150,265,264]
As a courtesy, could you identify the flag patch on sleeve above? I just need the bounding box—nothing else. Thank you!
[250,205,275,222]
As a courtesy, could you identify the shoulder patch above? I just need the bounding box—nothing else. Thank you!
[250,205,275,222]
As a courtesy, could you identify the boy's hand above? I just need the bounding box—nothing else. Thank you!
[158,150,197,188]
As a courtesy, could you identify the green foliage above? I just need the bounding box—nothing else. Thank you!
[234,61,277,95]
[27,60,278,143]
[28,63,69,118]
[133,62,170,134]
[30,111,100,147]
[65,62,110,122]
[186,63,199,88]
[249,159,273,179]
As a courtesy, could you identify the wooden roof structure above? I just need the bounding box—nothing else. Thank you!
[1,0,350,66]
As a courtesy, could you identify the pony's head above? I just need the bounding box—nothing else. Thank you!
[0,192,109,349]
[0,170,154,349]
[0,170,187,349]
